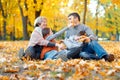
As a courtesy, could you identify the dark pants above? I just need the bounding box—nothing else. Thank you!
[67,46,83,59]
[79,40,107,60]
[25,45,43,59]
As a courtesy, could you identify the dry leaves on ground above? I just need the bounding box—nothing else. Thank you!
[0,41,120,80]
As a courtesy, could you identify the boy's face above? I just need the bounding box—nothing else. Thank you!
[68,15,79,27]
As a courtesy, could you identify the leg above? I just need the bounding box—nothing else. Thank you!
[67,46,83,59]
[18,46,35,60]
[82,40,108,59]
[24,46,35,59]
[33,45,43,59]
[79,52,100,60]
[53,50,69,61]
[54,46,83,61]
[82,40,114,62]
[25,45,43,59]
[44,50,58,60]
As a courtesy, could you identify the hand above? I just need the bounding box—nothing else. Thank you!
[77,36,89,42]
[84,37,91,43]
[67,22,75,28]
[74,35,86,41]
[78,38,86,42]
[67,24,72,28]
[56,43,63,48]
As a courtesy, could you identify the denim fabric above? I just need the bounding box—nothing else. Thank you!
[79,52,100,60]
[67,46,83,59]
[25,45,43,59]
[80,40,107,59]
[44,50,58,60]
[54,46,83,59]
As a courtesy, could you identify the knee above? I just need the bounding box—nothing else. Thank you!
[91,40,98,44]
[79,52,90,59]
[25,46,35,57]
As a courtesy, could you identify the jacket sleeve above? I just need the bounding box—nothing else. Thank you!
[28,29,49,47]
[84,26,98,40]
[46,27,69,41]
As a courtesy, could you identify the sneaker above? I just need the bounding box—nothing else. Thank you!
[18,48,25,59]
[105,54,115,62]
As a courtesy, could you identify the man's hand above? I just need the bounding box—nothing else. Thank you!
[67,23,75,28]
[77,36,90,43]
[84,37,91,43]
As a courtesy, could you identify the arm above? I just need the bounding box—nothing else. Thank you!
[84,25,97,40]
[28,29,56,47]
[46,27,69,41]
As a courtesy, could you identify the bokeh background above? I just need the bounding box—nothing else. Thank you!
[0,0,120,41]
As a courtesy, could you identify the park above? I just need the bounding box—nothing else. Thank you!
[0,0,120,80]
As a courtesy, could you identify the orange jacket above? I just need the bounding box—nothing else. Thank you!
[40,40,58,59]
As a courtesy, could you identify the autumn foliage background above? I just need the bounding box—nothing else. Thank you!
[0,0,120,79]
[0,0,120,40]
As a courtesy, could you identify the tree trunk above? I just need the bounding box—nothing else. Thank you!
[0,0,7,40]
[35,10,42,19]
[18,0,29,40]
[116,28,119,41]
[0,26,2,40]
[95,0,99,36]
[34,0,44,18]
[22,16,29,40]
[83,0,87,24]
[3,20,6,40]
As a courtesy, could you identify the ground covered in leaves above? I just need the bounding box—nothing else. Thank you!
[0,41,120,80]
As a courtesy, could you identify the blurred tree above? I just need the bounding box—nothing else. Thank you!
[0,0,7,40]
[95,0,100,36]
[0,0,119,41]
[104,6,120,41]
[18,0,46,40]
[83,0,87,24]
[18,0,29,40]
[41,0,68,31]
[0,12,2,40]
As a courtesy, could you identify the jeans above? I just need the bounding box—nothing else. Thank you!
[53,46,83,59]
[44,50,58,60]
[79,40,108,60]
[25,45,43,59]
[67,46,83,59]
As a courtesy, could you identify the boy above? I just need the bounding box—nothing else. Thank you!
[40,28,58,60]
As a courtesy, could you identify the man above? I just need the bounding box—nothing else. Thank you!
[63,12,114,62]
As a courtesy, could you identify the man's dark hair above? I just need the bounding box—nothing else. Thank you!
[68,12,80,21]
[42,28,50,37]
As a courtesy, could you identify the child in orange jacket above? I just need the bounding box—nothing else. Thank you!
[41,28,58,60]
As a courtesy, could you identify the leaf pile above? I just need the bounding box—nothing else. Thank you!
[0,41,120,80]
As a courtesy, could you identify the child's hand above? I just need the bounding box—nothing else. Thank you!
[56,40,66,50]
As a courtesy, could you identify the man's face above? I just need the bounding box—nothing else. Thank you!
[40,19,47,29]
[68,15,79,27]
